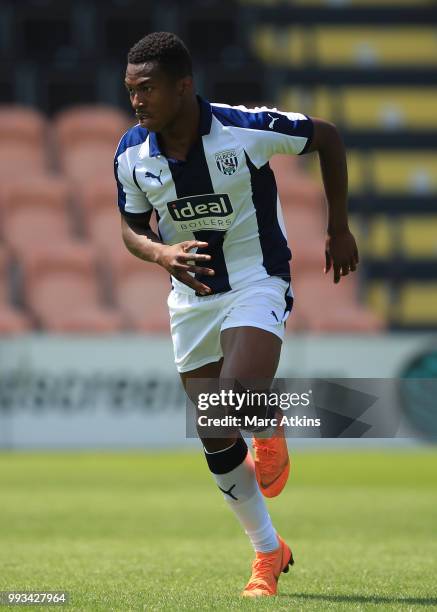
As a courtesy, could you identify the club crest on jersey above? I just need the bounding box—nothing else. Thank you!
[215,150,238,176]
[167,193,234,232]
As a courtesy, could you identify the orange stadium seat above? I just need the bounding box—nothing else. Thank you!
[291,273,384,333]
[110,249,172,333]
[0,247,31,333]
[282,206,326,275]
[76,177,124,252]
[53,105,131,181]
[0,176,74,253]
[270,154,323,209]
[0,106,49,178]
[19,244,123,332]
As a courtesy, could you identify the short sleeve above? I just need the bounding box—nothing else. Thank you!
[114,144,152,215]
[211,104,314,169]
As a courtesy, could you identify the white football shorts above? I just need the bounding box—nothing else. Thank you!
[167,276,293,373]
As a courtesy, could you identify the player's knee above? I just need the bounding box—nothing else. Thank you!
[230,397,277,433]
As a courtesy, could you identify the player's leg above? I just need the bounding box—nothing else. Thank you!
[219,325,293,597]
[220,281,291,499]
[180,354,290,585]
[173,280,293,596]
[179,358,239,453]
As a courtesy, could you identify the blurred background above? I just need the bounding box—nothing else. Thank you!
[0,0,436,448]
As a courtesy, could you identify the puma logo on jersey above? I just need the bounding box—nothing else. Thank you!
[145,169,163,185]
[268,114,279,129]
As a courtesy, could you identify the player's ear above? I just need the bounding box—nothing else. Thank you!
[177,76,192,96]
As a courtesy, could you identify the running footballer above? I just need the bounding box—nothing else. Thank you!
[114,32,358,597]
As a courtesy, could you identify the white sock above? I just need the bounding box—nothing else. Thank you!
[204,438,279,553]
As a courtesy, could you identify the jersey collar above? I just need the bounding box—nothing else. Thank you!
[148,95,212,158]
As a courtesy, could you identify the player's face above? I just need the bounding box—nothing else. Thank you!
[125,62,188,132]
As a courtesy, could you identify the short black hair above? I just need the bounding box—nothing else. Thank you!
[127,32,192,79]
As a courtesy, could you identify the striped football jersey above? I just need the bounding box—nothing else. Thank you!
[114,96,313,295]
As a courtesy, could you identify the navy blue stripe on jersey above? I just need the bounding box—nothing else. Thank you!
[115,125,148,157]
[298,118,314,155]
[132,167,141,190]
[167,140,231,295]
[211,106,313,145]
[114,125,148,212]
[114,157,127,211]
[245,152,291,282]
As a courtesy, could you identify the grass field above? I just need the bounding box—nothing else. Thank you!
[1,450,437,611]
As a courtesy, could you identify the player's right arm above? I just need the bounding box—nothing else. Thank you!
[121,214,213,295]
[115,142,213,295]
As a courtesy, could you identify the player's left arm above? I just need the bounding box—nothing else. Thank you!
[303,117,359,284]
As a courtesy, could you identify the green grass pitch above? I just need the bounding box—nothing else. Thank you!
[1,449,437,611]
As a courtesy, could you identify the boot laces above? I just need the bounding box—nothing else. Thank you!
[246,554,278,590]
[256,441,279,471]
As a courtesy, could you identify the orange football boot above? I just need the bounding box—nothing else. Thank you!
[241,535,294,597]
[252,418,290,498]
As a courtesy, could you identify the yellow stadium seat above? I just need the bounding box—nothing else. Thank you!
[280,87,336,121]
[279,88,313,117]
[252,26,306,66]
[312,88,338,122]
[366,282,391,320]
[347,151,369,195]
[366,215,394,258]
[314,27,437,67]
[399,216,437,258]
[341,88,437,130]
[372,152,437,194]
[397,284,437,324]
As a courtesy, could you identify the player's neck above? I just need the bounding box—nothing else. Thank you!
[158,96,200,161]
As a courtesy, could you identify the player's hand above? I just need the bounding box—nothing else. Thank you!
[324,229,359,284]
[156,240,214,295]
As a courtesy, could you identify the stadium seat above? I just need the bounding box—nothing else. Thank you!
[110,249,172,333]
[287,86,437,131]
[340,87,437,131]
[76,178,123,252]
[53,105,130,181]
[19,244,123,332]
[253,26,437,68]
[0,106,49,177]
[291,273,385,332]
[280,87,336,123]
[397,283,437,325]
[0,247,31,333]
[313,27,437,67]
[399,216,437,258]
[270,155,323,208]
[0,176,74,253]
[364,215,394,259]
[372,152,437,195]
[251,26,305,66]
[366,281,391,320]
[282,206,326,274]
